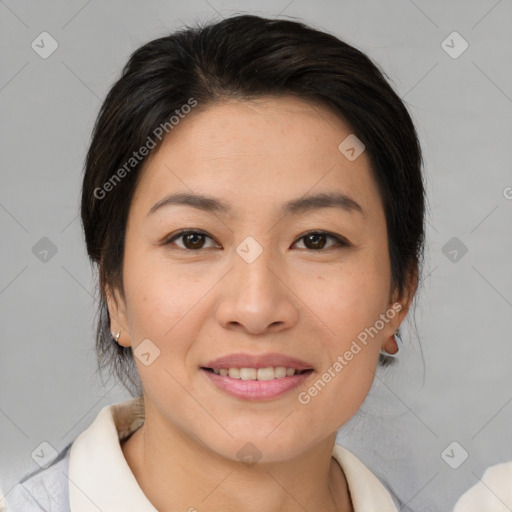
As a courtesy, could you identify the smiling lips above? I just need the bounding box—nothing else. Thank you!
[211,366,303,380]
[201,352,314,400]
[204,352,314,371]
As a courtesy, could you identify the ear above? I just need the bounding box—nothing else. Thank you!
[381,267,418,355]
[105,283,132,348]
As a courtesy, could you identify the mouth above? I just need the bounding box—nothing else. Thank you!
[200,366,314,402]
[201,366,313,380]
[199,353,315,401]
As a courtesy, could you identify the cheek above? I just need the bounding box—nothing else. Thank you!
[296,271,386,428]
[303,259,391,337]
[122,250,207,340]
[122,261,205,392]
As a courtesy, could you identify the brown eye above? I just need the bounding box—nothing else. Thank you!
[182,232,206,249]
[294,231,349,250]
[165,230,218,250]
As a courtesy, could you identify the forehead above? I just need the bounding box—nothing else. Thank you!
[131,95,381,220]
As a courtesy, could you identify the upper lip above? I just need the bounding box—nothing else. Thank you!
[203,352,314,371]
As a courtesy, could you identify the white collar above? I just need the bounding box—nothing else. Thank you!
[69,398,397,511]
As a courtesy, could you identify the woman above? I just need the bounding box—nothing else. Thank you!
[3,13,425,511]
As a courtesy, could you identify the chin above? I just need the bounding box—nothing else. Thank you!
[198,428,321,466]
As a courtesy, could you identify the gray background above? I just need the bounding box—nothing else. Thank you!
[1,0,511,510]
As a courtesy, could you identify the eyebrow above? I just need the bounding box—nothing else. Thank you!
[147,191,365,218]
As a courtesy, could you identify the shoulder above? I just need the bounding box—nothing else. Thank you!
[332,444,399,511]
[2,398,142,512]
[2,444,72,512]
[453,461,512,511]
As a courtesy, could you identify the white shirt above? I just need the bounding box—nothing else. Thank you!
[2,397,398,511]
[453,461,512,511]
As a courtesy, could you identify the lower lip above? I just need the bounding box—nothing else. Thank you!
[201,368,313,401]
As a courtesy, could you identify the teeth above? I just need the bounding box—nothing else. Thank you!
[274,366,287,378]
[211,366,302,380]
[257,367,275,381]
[228,368,240,379]
[240,368,257,380]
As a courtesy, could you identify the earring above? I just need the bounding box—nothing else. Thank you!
[113,330,121,344]
[394,327,403,353]
[381,327,402,357]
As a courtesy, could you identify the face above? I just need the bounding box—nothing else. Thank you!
[107,95,411,463]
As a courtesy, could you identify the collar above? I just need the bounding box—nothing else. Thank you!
[69,398,397,511]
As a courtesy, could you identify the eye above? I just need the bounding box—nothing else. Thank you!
[293,231,350,251]
[163,229,350,252]
[164,229,220,250]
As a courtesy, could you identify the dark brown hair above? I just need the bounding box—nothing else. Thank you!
[81,14,425,397]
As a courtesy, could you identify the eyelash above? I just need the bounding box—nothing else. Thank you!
[163,229,350,252]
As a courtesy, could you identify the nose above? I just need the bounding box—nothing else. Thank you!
[215,244,299,335]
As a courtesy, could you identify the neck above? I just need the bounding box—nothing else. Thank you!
[121,413,353,512]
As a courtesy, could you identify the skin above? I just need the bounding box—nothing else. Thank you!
[106,95,416,512]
